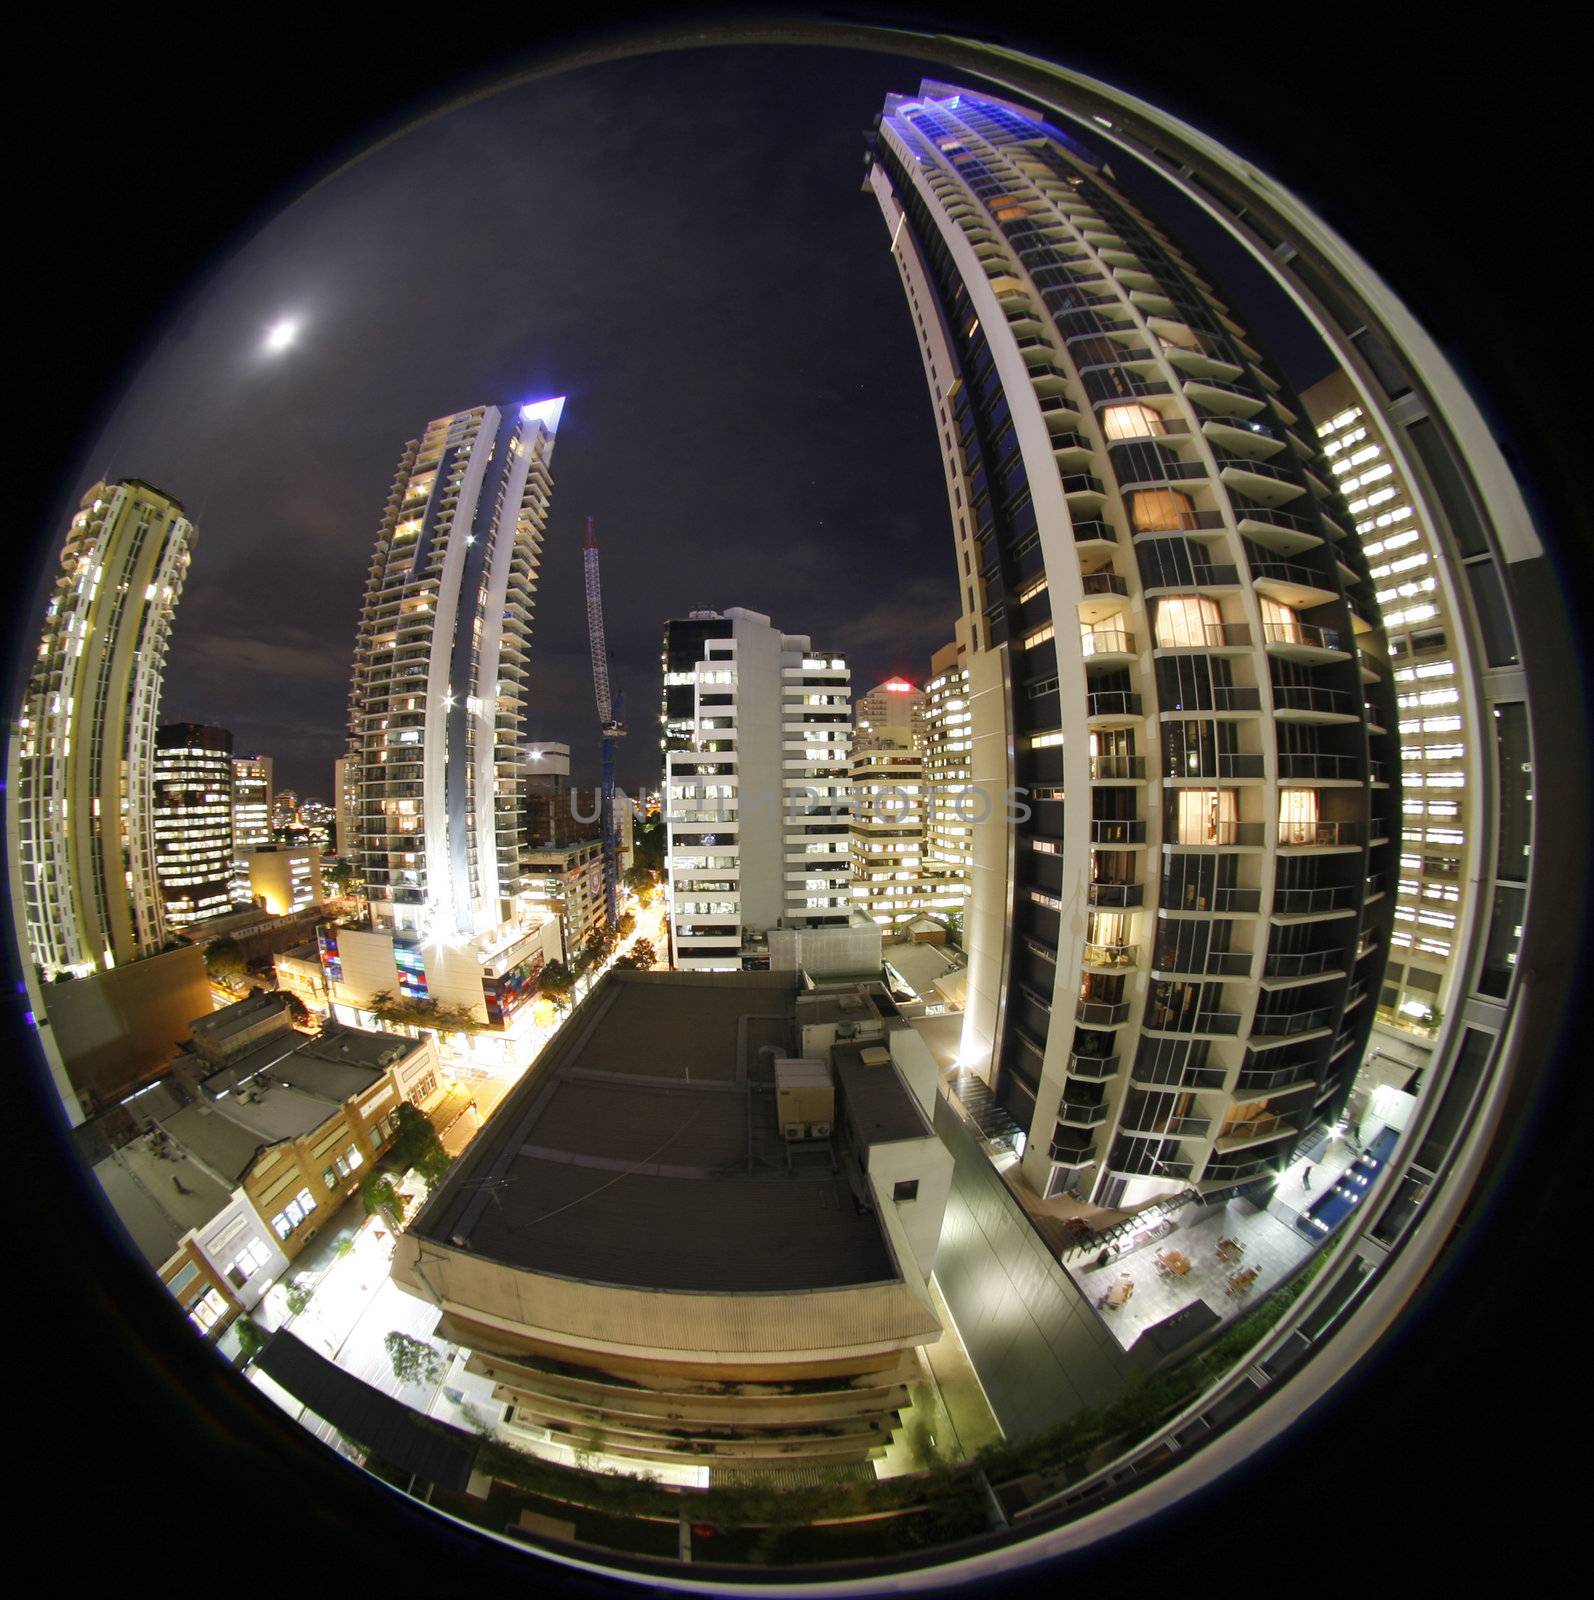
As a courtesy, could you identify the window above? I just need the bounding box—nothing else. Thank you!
[893,1179,920,1203]
[1173,788,1238,845]
[323,1167,337,1189]
[1102,402,1165,441]
[1129,488,1197,533]
[1154,594,1222,648]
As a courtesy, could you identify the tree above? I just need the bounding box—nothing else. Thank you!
[536,960,576,1012]
[633,821,664,873]
[614,938,657,971]
[388,1100,452,1185]
[361,1171,406,1226]
[234,1315,267,1363]
[385,1331,446,1387]
[623,864,654,892]
[365,988,488,1036]
[324,858,357,896]
[616,910,637,940]
[204,937,249,987]
[281,990,314,1029]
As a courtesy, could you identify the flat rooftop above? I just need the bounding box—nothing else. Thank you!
[414,972,901,1295]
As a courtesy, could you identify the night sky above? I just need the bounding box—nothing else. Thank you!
[38,42,1336,801]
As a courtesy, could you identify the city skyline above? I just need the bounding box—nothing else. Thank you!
[20,47,1338,799]
[9,15,1581,1600]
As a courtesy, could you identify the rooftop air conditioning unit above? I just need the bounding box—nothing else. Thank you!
[810,1121,832,1139]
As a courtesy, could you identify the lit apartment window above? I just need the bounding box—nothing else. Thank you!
[1154,594,1222,648]
[1174,788,1238,845]
[1102,402,1166,441]
[1129,488,1197,533]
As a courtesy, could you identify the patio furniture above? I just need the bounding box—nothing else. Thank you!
[1104,1277,1135,1310]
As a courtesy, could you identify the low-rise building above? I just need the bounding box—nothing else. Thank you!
[392,970,950,1472]
[240,844,324,916]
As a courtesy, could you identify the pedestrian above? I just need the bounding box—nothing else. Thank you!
[1302,1166,1312,1191]
[1096,1247,1111,1269]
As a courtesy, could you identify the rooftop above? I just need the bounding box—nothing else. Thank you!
[833,1043,932,1147]
[412,971,903,1294]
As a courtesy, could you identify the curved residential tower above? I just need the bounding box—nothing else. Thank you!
[9,479,195,978]
[332,401,564,1032]
[867,85,1400,1211]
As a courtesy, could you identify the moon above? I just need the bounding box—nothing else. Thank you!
[263,317,300,354]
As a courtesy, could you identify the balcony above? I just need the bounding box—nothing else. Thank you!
[1068,1050,1120,1079]
[1132,1058,1228,1091]
[1215,1115,1302,1153]
[1232,1066,1317,1100]
[1153,621,1252,653]
[1060,473,1109,510]
[1233,503,1323,557]
[1087,690,1142,724]
[1114,458,1210,493]
[1144,1007,1242,1037]
[1201,415,1285,460]
[1081,570,1129,600]
[1081,629,1137,666]
[1052,431,1097,470]
[1057,1099,1110,1128]
[1249,559,1339,609]
[1275,752,1362,782]
[1181,374,1266,418]
[1263,948,1345,980]
[1087,882,1144,908]
[1038,393,1085,430]
[1271,684,1357,722]
[1089,755,1147,782]
[1153,949,1252,979]
[1128,507,1226,537]
[1250,1007,1334,1038]
[1089,819,1145,847]
[1263,622,1350,663]
[1277,819,1362,849]
[1076,998,1132,1027]
[1214,685,1263,713]
[1164,753,1265,782]
[1272,885,1358,917]
[1071,518,1118,547]
[1216,453,1307,508]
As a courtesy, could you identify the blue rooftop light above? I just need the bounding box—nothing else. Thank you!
[519,396,567,431]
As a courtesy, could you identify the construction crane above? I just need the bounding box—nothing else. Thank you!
[582,515,625,927]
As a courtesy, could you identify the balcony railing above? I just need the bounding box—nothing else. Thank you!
[1057,1100,1110,1127]
[1090,755,1147,780]
[1087,882,1144,907]
[1250,1007,1334,1037]
[1263,948,1342,978]
[1128,508,1226,536]
[1083,941,1139,967]
[1276,752,1361,781]
[1154,949,1252,977]
[1076,999,1132,1026]
[1272,884,1358,914]
[1263,622,1344,651]
[1133,1058,1229,1090]
[1249,558,1334,590]
[1215,685,1263,712]
[1164,820,1265,849]
[1087,690,1142,718]
[1217,1115,1301,1147]
[1068,1051,1120,1079]
[1091,818,1147,844]
[1081,571,1129,598]
[1081,629,1136,659]
[1155,621,1252,649]
[1071,519,1118,544]
[1278,820,1362,847]
[1145,1007,1242,1036]
[1164,753,1265,781]
[1272,685,1354,715]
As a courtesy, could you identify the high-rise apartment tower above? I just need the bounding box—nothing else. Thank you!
[348,399,563,941]
[868,84,1399,1209]
[8,480,195,976]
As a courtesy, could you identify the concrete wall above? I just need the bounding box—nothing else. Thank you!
[930,1093,1133,1439]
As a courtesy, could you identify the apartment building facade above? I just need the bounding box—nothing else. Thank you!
[867,83,1399,1209]
[330,399,564,1025]
[231,753,273,903]
[663,609,853,971]
[9,480,195,978]
[1302,371,1473,1039]
[923,623,976,915]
